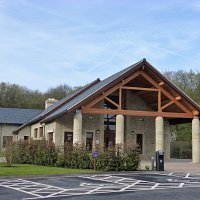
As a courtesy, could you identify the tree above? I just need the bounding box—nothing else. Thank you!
[163,70,200,142]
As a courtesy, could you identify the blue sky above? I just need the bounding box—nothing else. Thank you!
[0,0,200,91]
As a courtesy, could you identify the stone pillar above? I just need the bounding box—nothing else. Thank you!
[73,112,82,145]
[155,116,164,151]
[116,115,124,145]
[192,116,200,163]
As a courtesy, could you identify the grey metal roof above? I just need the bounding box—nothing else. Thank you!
[27,78,100,125]
[0,108,43,125]
[41,59,144,122]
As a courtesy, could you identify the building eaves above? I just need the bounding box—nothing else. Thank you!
[41,59,145,123]
[144,60,200,113]
[14,78,101,132]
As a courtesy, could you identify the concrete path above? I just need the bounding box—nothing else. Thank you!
[140,159,200,174]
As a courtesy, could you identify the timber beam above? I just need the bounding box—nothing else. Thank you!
[81,107,193,118]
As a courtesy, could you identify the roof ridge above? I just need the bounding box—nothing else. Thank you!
[41,59,145,122]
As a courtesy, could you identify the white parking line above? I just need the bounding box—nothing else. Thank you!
[1,173,200,200]
[120,180,141,191]
[151,183,160,189]
[178,183,184,188]
[185,173,190,178]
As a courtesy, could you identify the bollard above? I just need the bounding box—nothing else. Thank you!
[151,156,155,171]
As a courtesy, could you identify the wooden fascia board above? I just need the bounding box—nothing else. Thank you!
[144,61,200,115]
[81,107,193,118]
[140,71,192,115]
[84,71,142,109]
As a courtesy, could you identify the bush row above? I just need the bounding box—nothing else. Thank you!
[11,140,141,171]
[12,140,58,166]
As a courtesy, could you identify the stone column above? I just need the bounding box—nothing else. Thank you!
[116,115,124,145]
[192,116,200,163]
[155,116,164,151]
[73,112,82,145]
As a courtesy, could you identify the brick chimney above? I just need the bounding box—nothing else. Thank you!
[45,98,58,109]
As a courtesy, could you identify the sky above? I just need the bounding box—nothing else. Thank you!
[0,0,200,92]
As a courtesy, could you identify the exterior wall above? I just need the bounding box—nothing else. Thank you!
[31,123,44,140]
[0,124,18,150]
[54,101,104,148]
[54,113,74,146]
[45,121,57,143]
[17,126,31,141]
[125,90,171,160]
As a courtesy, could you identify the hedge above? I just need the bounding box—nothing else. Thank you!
[11,140,141,171]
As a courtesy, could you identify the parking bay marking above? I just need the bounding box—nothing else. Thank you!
[1,174,200,200]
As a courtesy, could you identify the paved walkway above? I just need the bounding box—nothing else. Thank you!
[141,159,200,174]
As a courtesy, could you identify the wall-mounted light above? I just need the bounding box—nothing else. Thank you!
[131,130,135,135]
[96,129,100,134]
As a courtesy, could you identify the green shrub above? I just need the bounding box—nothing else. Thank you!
[12,140,140,171]
[124,145,141,171]
[56,143,93,169]
[12,139,58,166]
[12,140,32,164]
[96,144,140,171]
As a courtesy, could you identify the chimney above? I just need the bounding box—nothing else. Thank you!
[45,98,58,109]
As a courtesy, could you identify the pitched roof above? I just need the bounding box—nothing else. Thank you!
[0,108,43,125]
[41,58,200,123]
[14,78,101,132]
[40,59,144,123]
[16,58,200,129]
[28,78,100,124]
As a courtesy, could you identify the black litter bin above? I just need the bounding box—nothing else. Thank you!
[155,150,164,171]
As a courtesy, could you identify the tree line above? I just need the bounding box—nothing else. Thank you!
[0,82,83,109]
[0,70,200,110]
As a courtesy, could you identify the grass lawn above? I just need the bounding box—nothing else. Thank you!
[0,163,94,176]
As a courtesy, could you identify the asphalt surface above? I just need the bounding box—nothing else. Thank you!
[1,171,200,200]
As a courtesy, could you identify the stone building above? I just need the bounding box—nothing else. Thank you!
[0,108,42,150]
[14,59,200,163]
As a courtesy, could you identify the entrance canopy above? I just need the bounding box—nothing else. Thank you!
[80,59,200,125]
[16,58,200,128]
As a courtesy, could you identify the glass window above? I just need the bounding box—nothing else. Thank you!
[39,127,43,138]
[86,132,93,151]
[24,136,29,141]
[136,134,143,154]
[34,128,38,138]
[48,132,53,144]
[64,132,73,144]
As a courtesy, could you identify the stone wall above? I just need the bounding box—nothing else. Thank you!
[17,126,31,140]
[125,90,170,160]
[0,124,18,150]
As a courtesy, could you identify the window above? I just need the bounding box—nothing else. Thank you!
[24,136,29,141]
[136,134,143,154]
[34,128,38,138]
[86,132,93,151]
[3,136,13,148]
[64,132,73,144]
[39,127,43,138]
[48,132,53,144]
